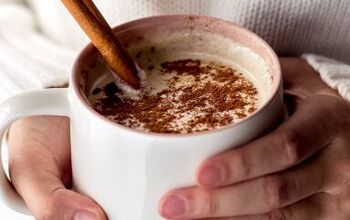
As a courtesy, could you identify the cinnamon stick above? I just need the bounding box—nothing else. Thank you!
[61,0,140,89]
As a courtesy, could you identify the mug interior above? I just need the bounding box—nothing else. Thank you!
[72,15,281,136]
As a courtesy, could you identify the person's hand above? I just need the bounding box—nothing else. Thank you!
[159,57,350,220]
[8,116,106,220]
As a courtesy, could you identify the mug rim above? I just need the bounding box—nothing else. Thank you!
[70,14,282,138]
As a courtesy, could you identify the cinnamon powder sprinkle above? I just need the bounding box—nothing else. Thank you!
[92,59,258,134]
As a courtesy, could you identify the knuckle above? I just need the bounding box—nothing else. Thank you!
[325,96,350,116]
[337,161,350,184]
[231,153,251,180]
[263,176,290,210]
[198,189,218,217]
[36,207,54,220]
[203,190,219,216]
[37,188,65,220]
[267,209,288,220]
[278,129,302,165]
[338,193,350,215]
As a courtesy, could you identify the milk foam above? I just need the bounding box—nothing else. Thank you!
[89,30,272,133]
[96,31,271,106]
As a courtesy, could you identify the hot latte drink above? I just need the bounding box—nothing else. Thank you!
[87,30,271,134]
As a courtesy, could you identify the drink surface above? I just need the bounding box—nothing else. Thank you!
[87,30,272,134]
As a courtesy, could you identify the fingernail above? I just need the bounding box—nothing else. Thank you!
[199,163,225,187]
[74,211,98,220]
[162,195,187,218]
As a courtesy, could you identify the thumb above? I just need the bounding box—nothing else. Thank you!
[8,119,107,220]
[9,150,107,220]
[45,188,107,220]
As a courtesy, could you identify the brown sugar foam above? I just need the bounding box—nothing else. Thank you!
[87,31,272,134]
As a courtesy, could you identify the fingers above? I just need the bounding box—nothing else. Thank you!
[279,57,339,98]
[160,192,333,220]
[200,193,333,220]
[271,193,334,220]
[159,153,326,219]
[197,95,340,188]
[8,116,107,220]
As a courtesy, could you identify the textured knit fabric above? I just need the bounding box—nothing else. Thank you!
[0,0,349,103]
[0,1,350,219]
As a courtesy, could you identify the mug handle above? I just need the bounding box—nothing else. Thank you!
[0,88,69,215]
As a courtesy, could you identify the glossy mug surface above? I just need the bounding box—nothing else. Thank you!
[0,15,283,219]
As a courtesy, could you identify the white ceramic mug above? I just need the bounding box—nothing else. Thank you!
[0,15,283,219]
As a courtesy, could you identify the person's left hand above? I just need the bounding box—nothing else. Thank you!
[159,57,350,220]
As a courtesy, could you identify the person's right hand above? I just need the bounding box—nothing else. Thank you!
[8,116,106,220]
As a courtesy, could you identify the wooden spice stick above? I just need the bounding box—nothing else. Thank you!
[81,0,109,26]
[61,0,140,89]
